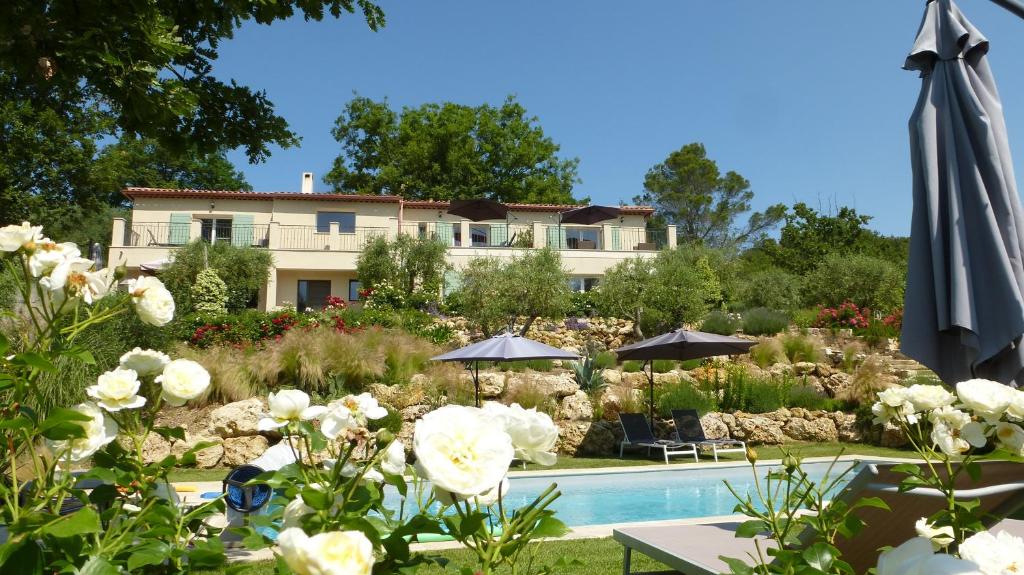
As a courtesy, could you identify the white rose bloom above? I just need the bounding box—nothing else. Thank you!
[70,267,113,304]
[928,406,972,429]
[156,359,210,406]
[119,348,171,377]
[28,241,80,277]
[960,530,1024,575]
[380,440,406,476]
[413,405,514,499]
[871,400,918,426]
[904,384,956,412]
[957,379,1014,421]
[995,422,1024,455]
[484,402,559,465]
[126,276,175,326]
[878,386,910,407]
[39,255,93,293]
[282,497,315,529]
[321,406,358,440]
[258,390,328,431]
[46,402,119,462]
[928,407,988,456]
[876,537,982,575]
[1006,390,1024,421]
[277,528,374,575]
[914,518,955,550]
[86,368,146,412]
[321,393,387,439]
[0,221,43,252]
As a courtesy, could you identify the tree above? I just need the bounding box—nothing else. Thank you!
[325,95,580,204]
[159,240,273,312]
[757,203,873,275]
[457,249,571,336]
[0,1,384,163]
[635,143,785,248]
[593,257,655,339]
[356,235,448,302]
[801,252,904,312]
[734,267,803,312]
[92,137,251,192]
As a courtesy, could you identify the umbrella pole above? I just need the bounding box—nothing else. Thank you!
[647,360,655,425]
[474,361,480,407]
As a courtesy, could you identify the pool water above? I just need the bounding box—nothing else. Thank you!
[390,460,864,527]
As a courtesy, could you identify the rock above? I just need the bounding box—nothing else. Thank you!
[222,436,270,467]
[793,362,817,376]
[732,416,785,445]
[879,422,910,448]
[368,383,401,406]
[400,405,431,422]
[601,369,622,385]
[782,417,838,442]
[621,371,649,389]
[832,413,863,443]
[141,433,172,464]
[789,407,809,419]
[507,372,579,399]
[768,363,794,378]
[823,372,853,398]
[459,372,505,398]
[558,391,594,421]
[172,432,223,469]
[209,398,268,438]
[699,413,730,440]
[598,385,641,419]
[814,363,834,378]
[653,372,679,385]
[557,421,617,456]
[763,408,791,422]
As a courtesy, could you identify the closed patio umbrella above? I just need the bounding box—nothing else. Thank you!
[432,332,579,407]
[614,329,756,423]
[901,0,1024,386]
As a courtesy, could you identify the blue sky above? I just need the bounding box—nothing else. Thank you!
[218,1,1024,237]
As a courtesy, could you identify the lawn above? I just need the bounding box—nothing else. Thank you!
[170,441,915,482]
[199,536,663,575]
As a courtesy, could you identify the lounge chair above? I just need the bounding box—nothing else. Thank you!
[618,412,699,464]
[615,460,1024,575]
[671,409,746,462]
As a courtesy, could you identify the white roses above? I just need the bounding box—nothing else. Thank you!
[413,405,514,500]
[46,402,118,462]
[119,348,170,377]
[483,402,559,466]
[156,359,211,406]
[0,221,43,252]
[87,368,146,412]
[258,390,328,430]
[277,528,374,575]
[956,379,1014,422]
[321,393,388,440]
[127,276,175,326]
[878,529,1024,575]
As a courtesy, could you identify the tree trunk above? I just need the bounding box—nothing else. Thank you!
[632,308,644,339]
[519,315,538,336]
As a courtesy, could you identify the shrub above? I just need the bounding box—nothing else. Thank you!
[655,380,718,417]
[357,235,448,305]
[652,359,676,373]
[593,350,618,370]
[701,310,740,335]
[568,290,598,317]
[173,343,258,405]
[367,404,404,434]
[622,360,643,373]
[837,355,887,405]
[860,319,899,349]
[840,342,863,373]
[785,383,832,411]
[749,339,783,368]
[679,359,703,370]
[802,252,904,312]
[790,308,818,330]
[571,350,606,393]
[191,268,228,313]
[715,367,792,413]
[504,382,557,415]
[813,301,871,330]
[159,239,272,312]
[780,333,821,363]
[741,307,789,336]
[735,267,802,311]
[423,365,476,408]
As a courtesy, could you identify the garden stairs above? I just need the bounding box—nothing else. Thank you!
[888,353,935,380]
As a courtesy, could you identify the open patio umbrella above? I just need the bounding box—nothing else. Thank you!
[558,205,622,226]
[901,0,1024,386]
[447,199,509,221]
[614,329,756,422]
[431,332,579,406]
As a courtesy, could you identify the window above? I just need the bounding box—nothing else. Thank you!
[470,225,490,247]
[568,277,600,292]
[200,218,233,244]
[316,212,355,233]
[565,227,600,250]
[452,223,462,246]
[417,222,429,240]
[349,279,362,301]
[297,280,331,312]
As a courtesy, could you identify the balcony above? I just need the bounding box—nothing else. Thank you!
[277,226,388,251]
[123,222,270,248]
[395,221,672,251]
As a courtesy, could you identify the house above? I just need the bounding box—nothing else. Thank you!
[108,175,676,311]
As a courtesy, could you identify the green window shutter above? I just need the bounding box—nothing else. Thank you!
[443,269,462,296]
[232,214,254,247]
[435,223,454,246]
[168,213,191,245]
[611,227,621,251]
[490,223,507,246]
[545,226,565,249]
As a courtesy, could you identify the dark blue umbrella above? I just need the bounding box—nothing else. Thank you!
[432,333,579,406]
[614,329,755,422]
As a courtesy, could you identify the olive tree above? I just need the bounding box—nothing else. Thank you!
[356,235,449,303]
[159,240,272,312]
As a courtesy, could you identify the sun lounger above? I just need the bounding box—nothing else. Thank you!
[615,460,1024,575]
[671,409,745,462]
[618,412,699,463]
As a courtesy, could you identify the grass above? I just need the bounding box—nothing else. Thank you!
[169,442,915,482]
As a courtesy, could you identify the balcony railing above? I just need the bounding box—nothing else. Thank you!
[277,226,389,251]
[542,225,666,251]
[398,222,534,248]
[123,222,269,247]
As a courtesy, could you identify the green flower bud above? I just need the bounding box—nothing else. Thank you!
[745,447,758,464]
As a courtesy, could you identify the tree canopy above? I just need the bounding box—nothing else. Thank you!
[356,235,449,304]
[0,1,384,163]
[160,240,273,313]
[325,95,580,204]
[635,143,785,249]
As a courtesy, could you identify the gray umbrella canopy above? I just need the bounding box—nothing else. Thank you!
[432,333,579,406]
[558,205,622,225]
[614,330,755,421]
[447,199,509,222]
[901,0,1024,386]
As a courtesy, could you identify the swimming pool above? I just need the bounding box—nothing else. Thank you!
[392,460,865,528]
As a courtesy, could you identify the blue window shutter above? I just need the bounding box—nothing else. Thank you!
[435,222,454,246]
[168,213,191,245]
[232,214,254,247]
[443,269,462,296]
[611,227,621,250]
[545,226,565,249]
[490,223,507,246]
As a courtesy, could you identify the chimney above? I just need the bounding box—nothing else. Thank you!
[301,172,314,194]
